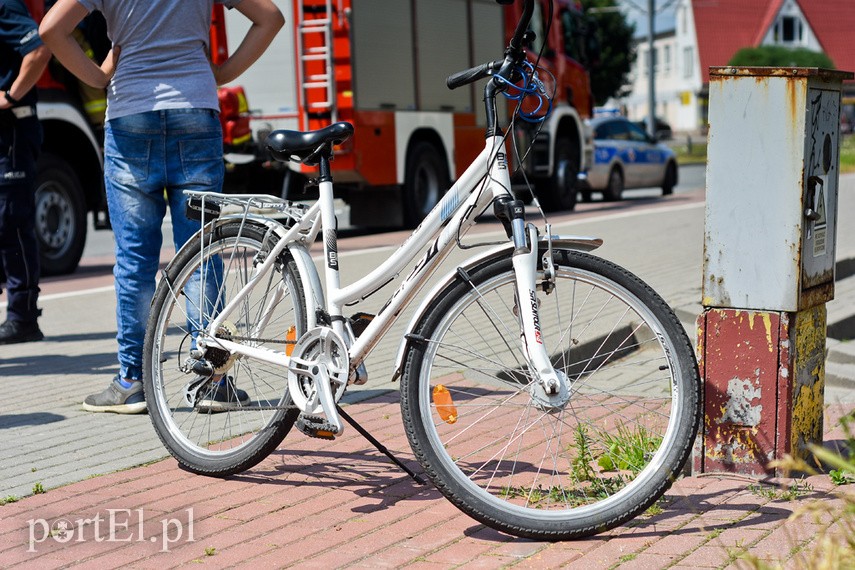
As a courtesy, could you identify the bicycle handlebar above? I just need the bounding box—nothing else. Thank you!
[444,0,535,90]
[508,0,535,53]
[446,60,502,90]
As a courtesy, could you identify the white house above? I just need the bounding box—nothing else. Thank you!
[619,0,855,135]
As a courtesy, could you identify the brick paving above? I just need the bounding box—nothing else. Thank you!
[2,180,855,568]
[0,396,851,568]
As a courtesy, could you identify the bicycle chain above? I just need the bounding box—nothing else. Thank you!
[226,335,296,345]
[205,333,336,412]
[204,335,304,411]
[228,403,300,411]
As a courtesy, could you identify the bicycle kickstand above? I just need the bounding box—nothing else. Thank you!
[335,405,426,485]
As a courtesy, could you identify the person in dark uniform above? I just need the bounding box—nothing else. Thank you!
[0,0,51,344]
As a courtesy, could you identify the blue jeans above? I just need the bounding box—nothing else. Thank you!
[104,109,224,382]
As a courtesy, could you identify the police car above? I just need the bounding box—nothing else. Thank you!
[581,116,678,201]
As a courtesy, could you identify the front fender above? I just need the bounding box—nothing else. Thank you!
[390,234,603,381]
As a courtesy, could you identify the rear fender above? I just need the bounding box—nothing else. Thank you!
[163,215,321,329]
[390,234,603,381]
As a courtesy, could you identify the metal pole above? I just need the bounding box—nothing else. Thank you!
[647,0,656,138]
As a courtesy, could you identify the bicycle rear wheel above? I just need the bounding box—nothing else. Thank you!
[144,221,306,477]
[400,249,701,540]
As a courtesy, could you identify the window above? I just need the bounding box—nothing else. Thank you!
[683,46,693,78]
[527,1,548,56]
[560,7,598,66]
[627,121,649,142]
[611,120,632,141]
[560,10,581,62]
[595,120,625,140]
[774,15,803,45]
[664,45,671,75]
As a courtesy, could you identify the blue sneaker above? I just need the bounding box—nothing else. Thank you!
[82,376,146,414]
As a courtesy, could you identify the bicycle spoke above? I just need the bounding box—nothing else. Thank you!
[145,223,306,475]
[401,249,700,539]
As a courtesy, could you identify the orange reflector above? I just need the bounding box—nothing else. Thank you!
[432,384,458,424]
[285,326,297,356]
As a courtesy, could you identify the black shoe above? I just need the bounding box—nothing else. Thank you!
[196,376,250,413]
[0,320,44,345]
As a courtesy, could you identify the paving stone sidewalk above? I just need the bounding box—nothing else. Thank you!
[0,394,852,569]
[3,179,855,568]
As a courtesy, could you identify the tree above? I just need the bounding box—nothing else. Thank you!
[580,0,636,106]
[728,46,834,69]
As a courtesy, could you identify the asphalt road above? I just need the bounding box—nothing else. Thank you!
[77,163,707,261]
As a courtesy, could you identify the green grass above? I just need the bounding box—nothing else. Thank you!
[671,133,855,173]
[747,480,813,501]
[672,140,708,165]
[596,423,663,475]
[841,135,855,173]
[0,496,19,506]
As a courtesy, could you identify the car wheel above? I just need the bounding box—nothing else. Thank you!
[662,162,677,196]
[403,141,448,228]
[34,154,87,276]
[602,166,624,202]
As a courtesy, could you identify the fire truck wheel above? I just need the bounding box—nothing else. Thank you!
[403,141,449,228]
[34,154,87,276]
[537,136,578,212]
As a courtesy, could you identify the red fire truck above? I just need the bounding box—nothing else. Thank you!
[223,0,598,227]
[22,0,252,275]
[24,0,595,273]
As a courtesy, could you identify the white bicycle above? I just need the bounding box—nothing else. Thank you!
[143,0,701,540]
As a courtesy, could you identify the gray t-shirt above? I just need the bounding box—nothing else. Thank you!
[76,0,241,121]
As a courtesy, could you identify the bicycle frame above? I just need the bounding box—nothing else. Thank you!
[196,134,515,373]
[183,0,581,426]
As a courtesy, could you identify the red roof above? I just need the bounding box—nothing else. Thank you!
[692,0,855,84]
[801,1,855,75]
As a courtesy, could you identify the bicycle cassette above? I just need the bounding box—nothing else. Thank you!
[287,327,349,415]
[202,321,239,374]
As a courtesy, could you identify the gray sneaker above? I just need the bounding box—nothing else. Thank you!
[82,376,147,414]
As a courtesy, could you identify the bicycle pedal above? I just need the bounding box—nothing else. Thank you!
[295,414,340,440]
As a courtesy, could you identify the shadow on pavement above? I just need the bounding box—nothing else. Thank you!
[0,351,115,376]
[0,412,65,429]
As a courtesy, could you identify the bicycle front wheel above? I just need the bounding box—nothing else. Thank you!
[400,249,701,540]
[144,221,307,477]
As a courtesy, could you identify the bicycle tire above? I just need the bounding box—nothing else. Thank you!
[400,248,701,540]
[143,221,307,477]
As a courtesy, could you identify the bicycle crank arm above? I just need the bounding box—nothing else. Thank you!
[512,224,567,397]
[285,328,351,436]
[313,365,344,435]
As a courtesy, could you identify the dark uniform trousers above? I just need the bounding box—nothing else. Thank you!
[0,110,41,323]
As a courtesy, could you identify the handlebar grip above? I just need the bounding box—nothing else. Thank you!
[446,61,497,90]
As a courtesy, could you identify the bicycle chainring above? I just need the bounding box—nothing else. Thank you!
[286,327,350,415]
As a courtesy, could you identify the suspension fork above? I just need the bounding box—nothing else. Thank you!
[510,220,565,396]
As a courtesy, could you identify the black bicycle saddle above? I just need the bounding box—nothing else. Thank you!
[266,122,354,166]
